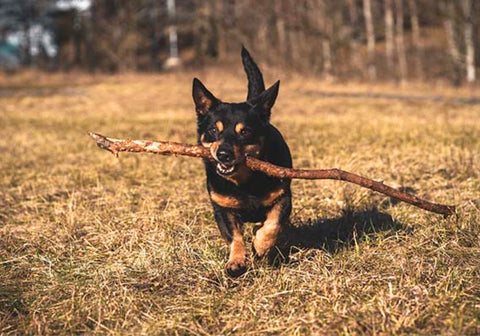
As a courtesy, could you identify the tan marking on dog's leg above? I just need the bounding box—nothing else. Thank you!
[225,214,246,276]
[253,202,283,257]
[210,191,243,209]
[216,121,224,133]
[261,188,285,207]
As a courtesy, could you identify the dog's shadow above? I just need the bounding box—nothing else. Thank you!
[281,207,406,256]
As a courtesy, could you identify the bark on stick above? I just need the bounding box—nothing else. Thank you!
[89,132,455,217]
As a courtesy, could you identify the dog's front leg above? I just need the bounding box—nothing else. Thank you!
[213,209,247,277]
[253,195,291,263]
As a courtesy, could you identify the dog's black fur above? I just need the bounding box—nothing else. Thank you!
[192,47,292,276]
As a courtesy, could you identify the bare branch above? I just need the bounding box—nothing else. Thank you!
[89,132,455,217]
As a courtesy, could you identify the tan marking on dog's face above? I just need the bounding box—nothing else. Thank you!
[253,202,283,257]
[210,191,243,209]
[235,122,245,134]
[217,144,251,185]
[200,134,212,148]
[243,136,264,157]
[233,144,242,160]
[261,188,285,207]
[222,164,251,186]
[216,121,224,133]
[244,144,262,157]
[209,141,222,160]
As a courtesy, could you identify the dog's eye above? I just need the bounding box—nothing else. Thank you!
[207,127,218,137]
[240,127,253,138]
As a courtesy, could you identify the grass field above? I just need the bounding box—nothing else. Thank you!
[1,69,479,335]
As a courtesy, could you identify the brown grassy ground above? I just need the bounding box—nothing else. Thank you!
[0,70,479,335]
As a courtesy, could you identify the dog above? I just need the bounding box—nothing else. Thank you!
[192,47,292,277]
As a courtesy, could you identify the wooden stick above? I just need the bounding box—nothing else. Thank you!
[89,132,455,217]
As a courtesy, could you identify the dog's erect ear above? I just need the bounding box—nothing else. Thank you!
[249,80,280,121]
[241,45,265,101]
[192,78,219,116]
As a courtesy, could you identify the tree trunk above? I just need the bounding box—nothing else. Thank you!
[72,11,83,68]
[214,0,227,60]
[86,1,97,72]
[195,0,216,58]
[319,0,333,80]
[274,0,288,65]
[165,0,180,68]
[322,34,333,80]
[462,0,476,83]
[442,1,462,85]
[149,0,160,70]
[408,0,423,79]
[363,0,376,80]
[385,0,394,72]
[258,21,268,57]
[395,0,407,85]
[346,0,363,75]
[214,0,236,61]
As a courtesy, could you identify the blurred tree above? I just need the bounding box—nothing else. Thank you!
[363,0,376,80]
[164,0,181,68]
[441,0,463,85]
[148,0,160,70]
[0,0,477,85]
[395,0,407,85]
[273,0,288,66]
[346,0,363,77]
[384,0,394,72]
[462,0,475,83]
[408,0,423,80]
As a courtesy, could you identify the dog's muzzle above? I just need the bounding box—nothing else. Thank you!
[212,145,239,176]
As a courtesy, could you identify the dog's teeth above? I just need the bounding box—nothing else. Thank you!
[216,163,235,174]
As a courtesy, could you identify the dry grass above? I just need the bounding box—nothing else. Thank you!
[0,70,479,335]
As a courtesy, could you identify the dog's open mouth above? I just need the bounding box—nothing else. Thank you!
[216,163,237,176]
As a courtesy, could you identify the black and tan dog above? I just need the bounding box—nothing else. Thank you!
[193,47,292,277]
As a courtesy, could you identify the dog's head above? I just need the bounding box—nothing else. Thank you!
[192,47,279,179]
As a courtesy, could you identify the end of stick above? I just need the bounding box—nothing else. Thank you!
[444,205,456,218]
[88,131,117,156]
[88,131,104,143]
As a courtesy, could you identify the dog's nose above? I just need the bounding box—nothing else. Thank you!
[217,149,234,164]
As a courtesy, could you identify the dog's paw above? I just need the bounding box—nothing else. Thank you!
[252,242,274,261]
[225,259,247,277]
[253,244,289,266]
[252,234,275,258]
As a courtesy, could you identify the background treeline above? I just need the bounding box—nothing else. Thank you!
[0,0,478,85]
